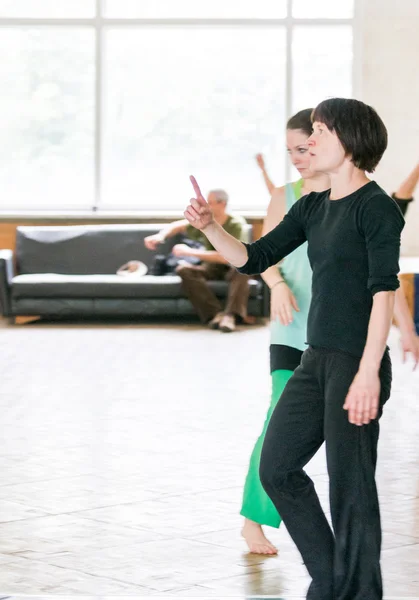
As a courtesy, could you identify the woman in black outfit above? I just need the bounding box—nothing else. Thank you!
[184,98,418,600]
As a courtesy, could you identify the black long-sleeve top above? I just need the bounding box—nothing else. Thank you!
[239,181,405,357]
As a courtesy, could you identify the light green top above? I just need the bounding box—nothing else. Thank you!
[270,180,312,350]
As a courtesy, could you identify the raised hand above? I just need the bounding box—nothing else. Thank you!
[256,153,266,170]
[184,176,215,231]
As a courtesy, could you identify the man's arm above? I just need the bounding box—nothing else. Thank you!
[158,219,189,240]
[144,219,189,250]
[191,249,229,264]
[172,244,229,264]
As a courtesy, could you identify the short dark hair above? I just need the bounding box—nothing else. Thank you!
[287,108,313,137]
[311,98,388,173]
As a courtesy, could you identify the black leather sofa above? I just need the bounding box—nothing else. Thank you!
[0,224,268,321]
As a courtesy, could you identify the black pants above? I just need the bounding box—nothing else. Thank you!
[260,346,392,600]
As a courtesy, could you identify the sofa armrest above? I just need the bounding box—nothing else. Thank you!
[0,249,14,317]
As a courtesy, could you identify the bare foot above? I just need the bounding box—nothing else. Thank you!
[241,519,278,555]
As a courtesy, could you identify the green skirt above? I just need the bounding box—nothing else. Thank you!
[240,369,294,528]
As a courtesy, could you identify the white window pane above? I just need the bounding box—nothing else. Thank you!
[0,28,94,209]
[0,1,95,17]
[104,0,287,19]
[292,26,352,112]
[292,0,354,19]
[103,27,286,211]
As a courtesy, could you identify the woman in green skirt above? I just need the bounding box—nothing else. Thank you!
[241,109,330,554]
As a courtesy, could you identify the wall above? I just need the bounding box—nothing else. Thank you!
[360,0,419,255]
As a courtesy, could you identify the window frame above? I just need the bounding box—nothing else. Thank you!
[0,0,360,213]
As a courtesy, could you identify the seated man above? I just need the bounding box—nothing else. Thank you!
[144,189,251,332]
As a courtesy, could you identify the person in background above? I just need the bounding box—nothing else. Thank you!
[241,110,329,555]
[391,160,419,216]
[144,189,251,333]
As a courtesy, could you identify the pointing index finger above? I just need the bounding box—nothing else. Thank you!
[190,175,204,201]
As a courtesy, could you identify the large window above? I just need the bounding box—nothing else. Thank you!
[0,28,94,209]
[0,0,355,212]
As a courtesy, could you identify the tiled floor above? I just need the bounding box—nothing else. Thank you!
[0,319,418,598]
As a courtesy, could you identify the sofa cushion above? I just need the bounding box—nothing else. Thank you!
[11,273,262,300]
[11,296,265,318]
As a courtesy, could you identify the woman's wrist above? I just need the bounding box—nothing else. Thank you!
[270,279,286,291]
